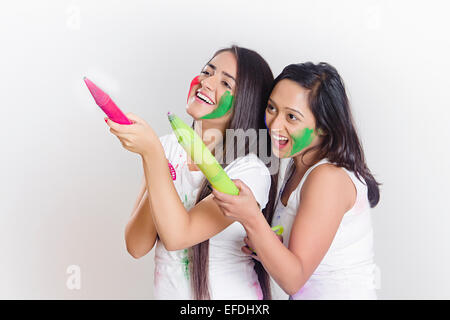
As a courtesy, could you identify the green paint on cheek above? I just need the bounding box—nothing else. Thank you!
[182,249,190,280]
[200,91,234,119]
[288,128,315,157]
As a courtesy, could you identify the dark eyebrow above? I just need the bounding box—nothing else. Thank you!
[205,63,235,82]
[268,98,304,118]
[223,72,235,82]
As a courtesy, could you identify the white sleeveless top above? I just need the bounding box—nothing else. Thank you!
[271,159,379,300]
[153,133,272,300]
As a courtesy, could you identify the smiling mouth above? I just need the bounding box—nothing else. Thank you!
[196,91,215,105]
[271,133,289,148]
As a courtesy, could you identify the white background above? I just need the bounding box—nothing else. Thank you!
[0,0,449,299]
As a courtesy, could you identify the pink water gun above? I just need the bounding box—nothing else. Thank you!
[84,77,133,125]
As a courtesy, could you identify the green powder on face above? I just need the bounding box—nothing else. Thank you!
[200,91,234,119]
[288,128,315,157]
[182,249,190,280]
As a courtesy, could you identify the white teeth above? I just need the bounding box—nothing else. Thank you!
[272,134,288,141]
[196,92,214,105]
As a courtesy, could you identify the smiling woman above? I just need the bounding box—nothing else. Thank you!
[112,45,277,300]
[265,79,320,159]
[212,62,381,300]
[186,50,237,122]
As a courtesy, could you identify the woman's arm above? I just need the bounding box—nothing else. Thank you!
[142,144,235,251]
[124,176,158,258]
[215,164,356,295]
[130,175,147,213]
[105,114,236,252]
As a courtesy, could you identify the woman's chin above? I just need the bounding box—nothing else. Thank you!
[271,147,281,159]
[186,105,212,120]
[185,107,201,120]
[272,146,291,159]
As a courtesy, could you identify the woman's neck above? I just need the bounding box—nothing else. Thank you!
[292,150,323,181]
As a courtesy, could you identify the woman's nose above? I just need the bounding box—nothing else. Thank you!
[201,75,217,92]
[268,113,284,132]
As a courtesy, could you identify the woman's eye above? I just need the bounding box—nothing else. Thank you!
[288,114,298,121]
[201,70,210,76]
[267,104,276,112]
[222,81,232,90]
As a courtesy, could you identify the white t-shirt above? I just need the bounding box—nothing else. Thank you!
[153,133,271,300]
[272,158,379,300]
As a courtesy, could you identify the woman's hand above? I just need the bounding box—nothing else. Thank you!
[213,179,285,262]
[105,113,160,157]
[211,179,261,227]
[241,234,283,262]
[241,236,260,261]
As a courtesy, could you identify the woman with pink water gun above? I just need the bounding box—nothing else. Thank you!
[101,46,278,300]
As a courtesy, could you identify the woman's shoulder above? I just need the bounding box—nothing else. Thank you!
[304,162,353,190]
[225,153,270,176]
[226,153,272,210]
[308,162,344,178]
[159,133,185,161]
[301,162,356,210]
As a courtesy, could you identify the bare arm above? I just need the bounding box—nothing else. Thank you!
[142,145,235,251]
[124,175,158,258]
[243,164,356,295]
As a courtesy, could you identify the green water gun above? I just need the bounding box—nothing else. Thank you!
[167,112,239,195]
[271,225,284,236]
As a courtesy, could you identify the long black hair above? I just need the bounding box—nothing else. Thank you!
[189,46,276,299]
[273,62,380,207]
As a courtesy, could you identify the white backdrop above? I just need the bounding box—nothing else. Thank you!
[1,0,449,299]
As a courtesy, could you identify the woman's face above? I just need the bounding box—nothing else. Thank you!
[186,51,237,124]
[265,79,322,159]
